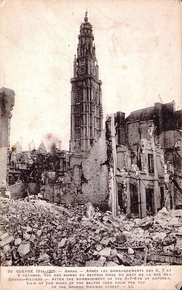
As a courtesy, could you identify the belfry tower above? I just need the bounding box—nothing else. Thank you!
[70,12,103,153]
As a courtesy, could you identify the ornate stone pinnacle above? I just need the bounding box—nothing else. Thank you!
[84,11,88,22]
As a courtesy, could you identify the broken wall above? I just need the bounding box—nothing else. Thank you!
[76,130,108,205]
[0,88,15,187]
[106,111,177,217]
[40,131,108,206]
[8,181,25,200]
[116,146,131,171]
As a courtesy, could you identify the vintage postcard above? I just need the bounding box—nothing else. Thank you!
[0,0,182,289]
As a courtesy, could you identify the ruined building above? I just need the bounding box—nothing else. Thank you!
[106,102,182,217]
[69,12,103,153]
[0,87,15,186]
[6,14,182,218]
[7,13,108,206]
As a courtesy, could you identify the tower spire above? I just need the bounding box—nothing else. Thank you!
[70,14,103,153]
[84,11,88,22]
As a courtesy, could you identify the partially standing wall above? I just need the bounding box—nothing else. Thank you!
[0,87,15,187]
[61,130,109,206]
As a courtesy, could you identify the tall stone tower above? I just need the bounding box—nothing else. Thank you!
[70,12,103,153]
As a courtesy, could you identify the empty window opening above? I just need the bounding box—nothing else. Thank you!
[148,154,154,174]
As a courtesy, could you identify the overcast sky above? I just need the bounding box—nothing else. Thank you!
[0,0,181,151]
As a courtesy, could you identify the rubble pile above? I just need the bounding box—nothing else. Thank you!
[1,197,182,266]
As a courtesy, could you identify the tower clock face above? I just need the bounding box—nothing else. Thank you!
[78,65,86,74]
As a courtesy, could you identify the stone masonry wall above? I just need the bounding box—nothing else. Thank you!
[52,131,108,206]
[75,130,108,205]
[0,88,15,186]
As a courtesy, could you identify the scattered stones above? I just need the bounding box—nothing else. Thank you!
[105,261,118,266]
[0,233,9,240]
[152,232,166,241]
[128,247,134,255]
[173,210,182,218]
[163,244,175,253]
[14,238,22,246]
[3,244,10,253]
[176,237,182,249]
[85,260,101,267]
[110,248,118,257]
[36,230,42,237]
[95,244,102,252]
[17,243,30,257]
[158,207,170,217]
[38,253,50,262]
[85,202,95,219]
[58,238,67,248]
[117,252,124,261]
[0,235,14,247]
[100,237,110,246]
[26,226,32,233]
[23,233,31,240]
[98,256,106,266]
[116,233,127,244]
[177,227,182,235]
[163,233,176,246]
[6,259,12,266]
[0,198,182,266]
[29,235,35,242]
[99,247,111,257]
[140,217,153,228]
[168,217,180,226]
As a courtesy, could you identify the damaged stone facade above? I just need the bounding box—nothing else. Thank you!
[71,131,108,206]
[8,100,181,218]
[0,87,15,186]
[7,13,107,207]
[1,13,182,269]
[106,102,182,218]
[5,15,182,220]
[8,132,108,207]
[8,144,70,200]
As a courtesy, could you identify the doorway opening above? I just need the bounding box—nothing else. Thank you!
[130,183,138,215]
[146,188,154,215]
[160,187,165,209]
[117,183,127,213]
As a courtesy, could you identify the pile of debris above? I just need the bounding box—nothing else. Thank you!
[1,197,182,266]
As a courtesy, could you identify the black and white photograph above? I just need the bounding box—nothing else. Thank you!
[0,0,182,289]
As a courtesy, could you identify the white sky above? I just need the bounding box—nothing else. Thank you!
[0,0,181,151]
